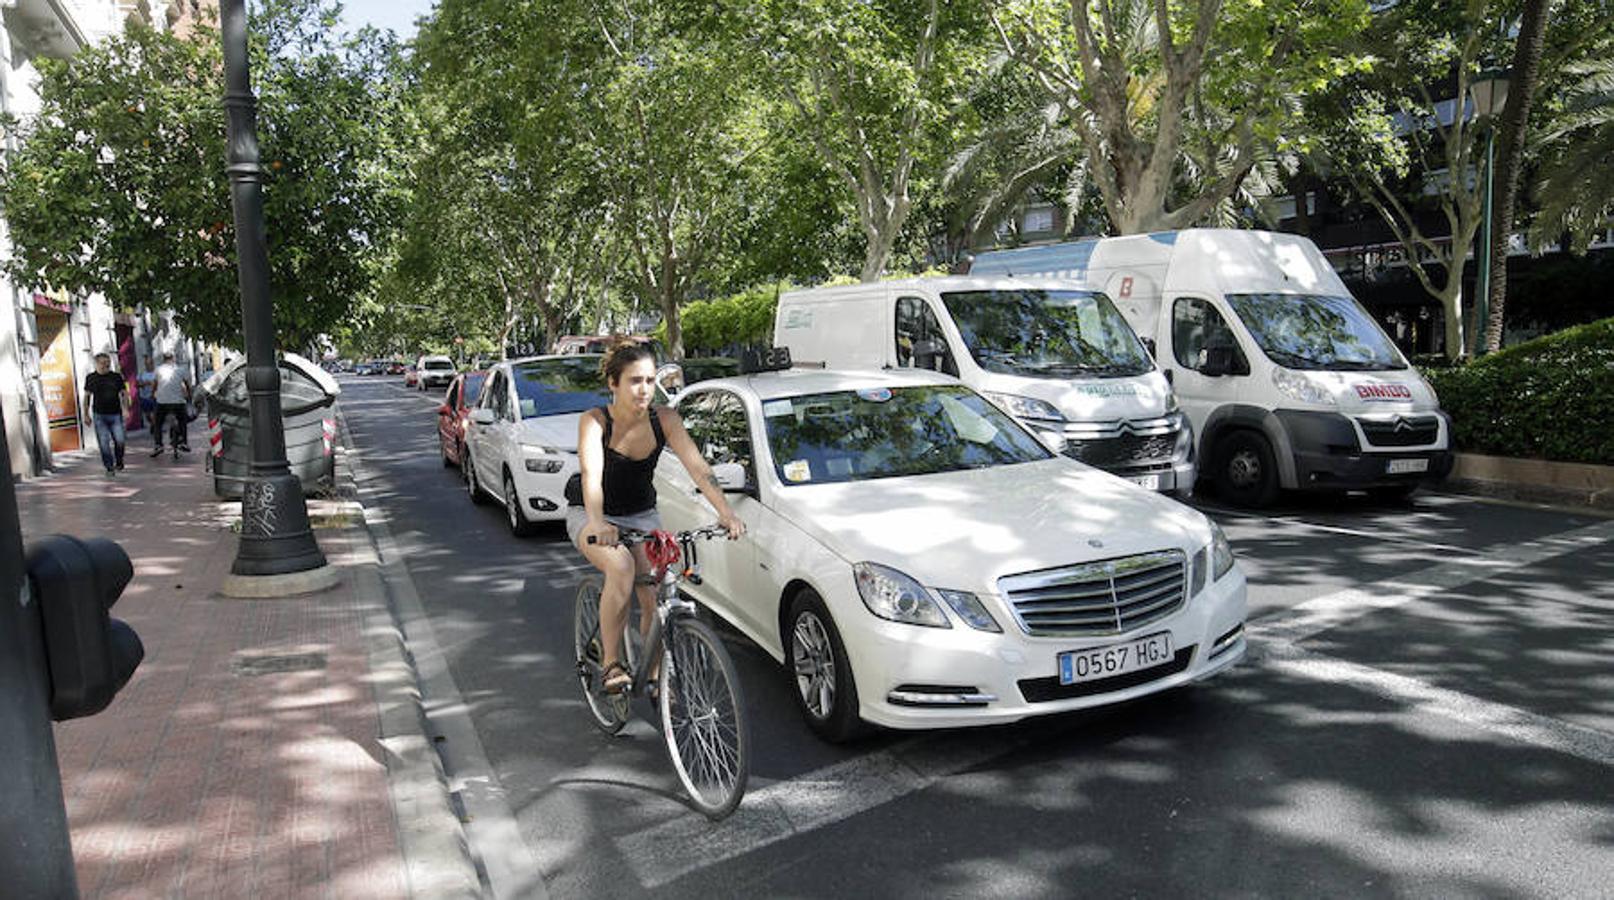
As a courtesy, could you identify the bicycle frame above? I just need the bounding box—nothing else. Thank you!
[620,535,704,699]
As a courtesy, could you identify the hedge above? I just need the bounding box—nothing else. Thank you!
[1419,317,1614,465]
[658,282,787,356]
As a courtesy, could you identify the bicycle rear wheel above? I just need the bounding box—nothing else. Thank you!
[573,577,627,734]
[659,615,748,820]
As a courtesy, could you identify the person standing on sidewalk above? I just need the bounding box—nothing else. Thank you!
[82,352,130,476]
[150,351,192,456]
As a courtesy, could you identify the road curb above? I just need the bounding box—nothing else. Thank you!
[335,397,551,900]
[332,406,484,898]
[1442,452,1614,513]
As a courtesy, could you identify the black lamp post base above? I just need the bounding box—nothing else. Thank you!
[232,472,327,576]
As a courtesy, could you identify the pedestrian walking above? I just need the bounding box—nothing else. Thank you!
[135,357,157,432]
[82,352,130,476]
[150,351,193,456]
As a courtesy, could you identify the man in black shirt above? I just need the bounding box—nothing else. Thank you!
[82,352,130,476]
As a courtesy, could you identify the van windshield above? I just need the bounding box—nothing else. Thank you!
[940,289,1153,378]
[1227,293,1406,371]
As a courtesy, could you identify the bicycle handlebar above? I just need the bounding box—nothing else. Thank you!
[585,523,732,546]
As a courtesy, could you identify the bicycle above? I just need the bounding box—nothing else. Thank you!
[573,523,750,820]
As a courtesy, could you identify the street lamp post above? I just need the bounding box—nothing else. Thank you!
[221,0,327,577]
[1470,70,1510,358]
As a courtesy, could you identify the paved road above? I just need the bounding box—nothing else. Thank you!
[339,375,1614,899]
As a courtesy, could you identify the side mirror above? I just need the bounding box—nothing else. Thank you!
[911,338,946,371]
[1139,337,1157,359]
[469,408,496,426]
[1037,429,1068,455]
[1201,343,1234,378]
[655,363,686,400]
[711,461,752,495]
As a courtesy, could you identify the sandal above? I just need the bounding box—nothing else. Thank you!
[601,661,632,695]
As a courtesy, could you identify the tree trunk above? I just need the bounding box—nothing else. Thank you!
[1483,0,1552,353]
[1441,280,1467,362]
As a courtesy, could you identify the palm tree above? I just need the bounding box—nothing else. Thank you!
[1529,57,1614,254]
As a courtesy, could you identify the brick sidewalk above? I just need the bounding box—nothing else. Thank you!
[15,446,418,898]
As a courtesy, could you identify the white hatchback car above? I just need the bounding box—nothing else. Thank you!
[464,355,605,536]
[654,367,1247,742]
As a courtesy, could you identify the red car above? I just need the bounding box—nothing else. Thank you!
[437,370,488,468]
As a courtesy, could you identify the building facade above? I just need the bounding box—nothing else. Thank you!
[1,0,215,479]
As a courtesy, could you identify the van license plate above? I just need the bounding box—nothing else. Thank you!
[1059,633,1174,685]
[1127,473,1162,490]
[1386,458,1429,475]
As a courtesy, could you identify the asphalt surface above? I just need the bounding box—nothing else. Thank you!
[338,375,1614,899]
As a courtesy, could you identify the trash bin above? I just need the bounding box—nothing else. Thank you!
[202,351,339,499]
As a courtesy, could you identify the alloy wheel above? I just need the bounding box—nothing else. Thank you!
[791,610,836,720]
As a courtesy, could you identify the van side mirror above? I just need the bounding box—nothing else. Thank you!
[911,338,947,371]
[1201,343,1234,378]
[1140,337,1157,360]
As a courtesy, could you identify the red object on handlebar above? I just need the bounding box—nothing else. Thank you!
[645,530,681,570]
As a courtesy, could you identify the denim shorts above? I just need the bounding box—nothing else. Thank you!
[565,507,661,548]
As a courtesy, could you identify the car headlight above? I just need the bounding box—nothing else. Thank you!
[983,391,1065,423]
[1169,410,1193,461]
[1210,521,1234,581]
[853,563,951,628]
[934,589,1001,633]
[522,445,570,474]
[1271,367,1336,407]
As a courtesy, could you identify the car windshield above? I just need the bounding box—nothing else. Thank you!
[462,373,487,404]
[940,289,1153,378]
[761,385,1051,485]
[1226,293,1406,371]
[424,360,454,370]
[511,358,610,418]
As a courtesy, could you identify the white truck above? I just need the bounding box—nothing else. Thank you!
[969,229,1454,506]
[773,276,1196,496]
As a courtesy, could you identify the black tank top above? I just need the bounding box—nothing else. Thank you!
[598,406,665,515]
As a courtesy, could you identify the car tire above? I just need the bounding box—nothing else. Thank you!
[1216,430,1280,509]
[465,450,488,505]
[785,589,866,744]
[504,470,537,537]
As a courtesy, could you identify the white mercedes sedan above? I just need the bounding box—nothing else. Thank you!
[654,367,1247,742]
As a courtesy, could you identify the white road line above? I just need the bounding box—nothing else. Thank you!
[616,730,1033,889]
[612,516,1614,890]
[1205,507,1492,557]
[1249,518,1614,646]
[1265,645,1614,769]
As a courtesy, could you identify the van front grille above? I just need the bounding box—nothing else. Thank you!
[1358,415,1439,447]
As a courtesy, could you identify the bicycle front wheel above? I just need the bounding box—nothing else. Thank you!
[659,616,749,820]
[573,577,627,734]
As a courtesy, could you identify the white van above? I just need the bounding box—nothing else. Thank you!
[970,229,1454,506]
[774,276,1196,495]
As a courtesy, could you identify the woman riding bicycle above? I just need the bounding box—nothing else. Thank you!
[566,340,745,696]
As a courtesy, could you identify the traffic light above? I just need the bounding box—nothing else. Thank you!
[25,535,144,721]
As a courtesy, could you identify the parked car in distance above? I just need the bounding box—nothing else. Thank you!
[462,355,608,536]
[653,366,1246,742]
[417,354,457,391]
[386,360,408,375]
[437,370,488,468]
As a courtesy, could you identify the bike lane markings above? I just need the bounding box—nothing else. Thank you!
[614,517,1614,889]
